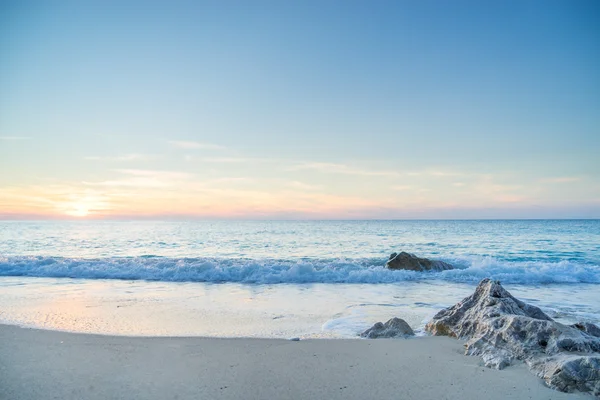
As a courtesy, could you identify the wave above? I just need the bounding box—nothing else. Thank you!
[0,256,599,285]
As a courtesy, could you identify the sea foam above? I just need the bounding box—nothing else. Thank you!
[0,256,598,285]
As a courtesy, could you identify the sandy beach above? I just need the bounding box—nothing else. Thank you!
[0,324,587,400]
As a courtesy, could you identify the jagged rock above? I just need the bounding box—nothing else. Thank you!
[385,252,453,271]
[572,322,600,338]
[425,278,600,396]
[530,355,600,395]
[361,317,414,338]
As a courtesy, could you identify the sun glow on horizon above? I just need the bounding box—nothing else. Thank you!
[64,204,90,217]
[0,163,599,220]
[58,194,112,218]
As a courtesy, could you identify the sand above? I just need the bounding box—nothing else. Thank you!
[0,324,587,400]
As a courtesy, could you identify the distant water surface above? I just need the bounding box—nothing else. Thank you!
[0,220,599,337]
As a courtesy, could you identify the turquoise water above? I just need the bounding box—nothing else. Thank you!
[1,220,599,284]
[0,220,599,337]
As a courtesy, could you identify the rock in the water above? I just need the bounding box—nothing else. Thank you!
[425,278,600,396]
[572,322,600,338]
[361,317,414,338]
[385,252,453,271]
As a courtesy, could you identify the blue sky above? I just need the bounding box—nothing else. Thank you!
[1,0,599,219]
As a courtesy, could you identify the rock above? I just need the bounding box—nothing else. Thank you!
[530,355,600,395]
[361,317,414,338]
[385,252,453,271]
[425,279,600,396]
[571,322,600,338]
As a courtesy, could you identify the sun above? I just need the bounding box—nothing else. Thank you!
[58,193,110,218]
[67,207,90,217]
[64,203,91,217]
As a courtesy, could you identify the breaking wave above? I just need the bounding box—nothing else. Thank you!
[1,255,599,285]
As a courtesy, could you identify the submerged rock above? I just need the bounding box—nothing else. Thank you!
[425,278,600,395]
[361,317,414,339]
[385,252,453,271]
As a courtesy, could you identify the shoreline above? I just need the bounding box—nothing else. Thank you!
[2,276,598,340]
[0,324,587,400]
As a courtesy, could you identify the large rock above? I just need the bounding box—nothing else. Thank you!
[361,317,414,338]
[425,278,600,395]
[385,252,453,271]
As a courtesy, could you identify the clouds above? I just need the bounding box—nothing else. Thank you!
[2,137,599,219]
[288,162,401,177]
[2,168,599,219]
[201,157,273,164]
[390,185,412,191]
[83,169,194,188]
[287,162,470,180]
[285,181,322,191]
[168,141,225,150]
[84,154,160,162]
[541,177,582,184]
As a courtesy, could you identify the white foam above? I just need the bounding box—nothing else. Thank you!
[0,255,599,285]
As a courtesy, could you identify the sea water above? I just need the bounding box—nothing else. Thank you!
[0,220,599,337]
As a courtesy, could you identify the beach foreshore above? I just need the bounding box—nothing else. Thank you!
[0,324,587,400]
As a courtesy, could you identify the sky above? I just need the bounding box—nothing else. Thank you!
[1,0,599,219]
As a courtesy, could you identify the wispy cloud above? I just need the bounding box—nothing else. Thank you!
[426,170,463,177]
[83,169,194,188]
[0,136,30,140]
[202,157,250,163]
[206,177,255,184]
[169,140,225,150]
[84,154,160,162]
[467,175,526,203]
[390,185,412,191]
[405,170,463,177]
[202,157,273,163]
[115,169,192,178]
[541,177,582,184]
[289,162,466,179]
[289,162,401,177]
[285,181,322,191]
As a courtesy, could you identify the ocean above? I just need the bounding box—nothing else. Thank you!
[1,220,599,338]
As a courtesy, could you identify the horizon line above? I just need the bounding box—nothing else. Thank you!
[1,218,599,222]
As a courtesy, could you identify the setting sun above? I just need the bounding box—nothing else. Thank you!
[64,204,90,217]
[58,194,109,218]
